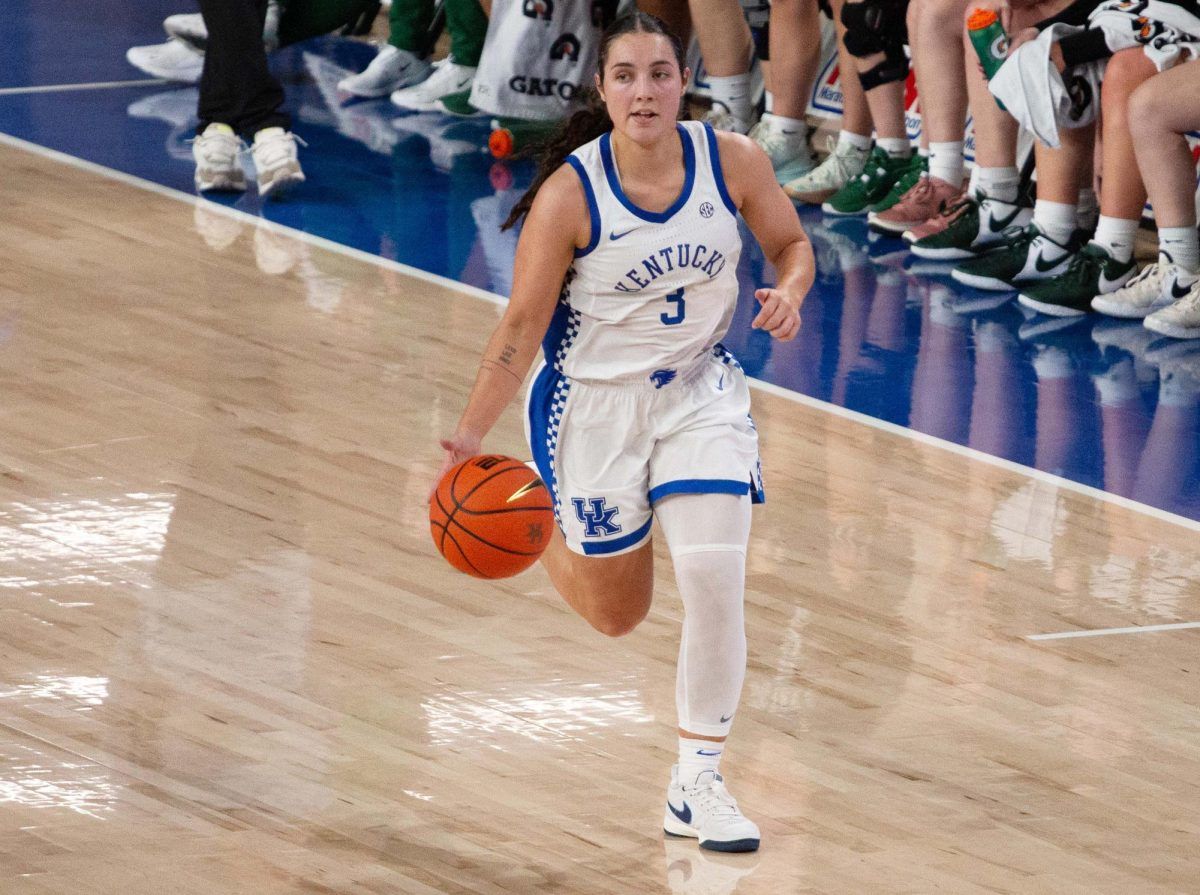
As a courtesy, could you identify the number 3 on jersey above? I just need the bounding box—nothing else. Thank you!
[660,287,686,326]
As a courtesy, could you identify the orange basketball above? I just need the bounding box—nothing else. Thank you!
[430,455,554,579]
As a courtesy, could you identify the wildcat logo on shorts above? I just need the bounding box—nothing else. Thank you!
[649,369,677,389]
[572,497,622,537]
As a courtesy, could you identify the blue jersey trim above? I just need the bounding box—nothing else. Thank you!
[581,515,654,555]
[599,125,696,224]
[565,155,601,258]
[703,123,737,217]
[527,363,570,526]
[649,478,750,505]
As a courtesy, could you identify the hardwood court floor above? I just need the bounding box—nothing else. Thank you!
[1,142,1198,894]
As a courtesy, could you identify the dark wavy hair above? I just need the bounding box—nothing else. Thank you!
[501,11,686,232]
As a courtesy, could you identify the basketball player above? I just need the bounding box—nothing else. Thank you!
[434,12,814,853]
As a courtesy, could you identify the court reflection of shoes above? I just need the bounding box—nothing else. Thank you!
[193,202,245,252]
[1147,341,1200,404]
[663,837,759,895]
[127,87,199,161]
[391,115,485,172]
[254,219,306,275]
[303,51,400,155]
[126,39,203,84]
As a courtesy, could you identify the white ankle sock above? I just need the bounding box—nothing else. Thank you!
[928,141,964,187]
[973,166,1020,203]
[1159,225,1200,273]
[708,73,752,125]
[1033,199,1078,245]
[1093,215,1138,263]
[678,736,724,783]
[764,89,774,113]
[839,129,872,151]
[877,136,911,158]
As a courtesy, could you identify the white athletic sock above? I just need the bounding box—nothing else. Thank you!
[761,112,808,155]
[764,89,774,113]
[655,492,751,740]
[839,129,872,151]
[678,736,724,783]
[708,73,753,126]
[928,141,964,187]
[1159,226,1200,273]
[1093,215,1138,263]
[973,165,1020,203]
[917,145,931,158]
[1033,199,1078,246]
[877,136,911,158]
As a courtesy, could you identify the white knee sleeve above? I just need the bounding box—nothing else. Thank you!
[654,493,752,738]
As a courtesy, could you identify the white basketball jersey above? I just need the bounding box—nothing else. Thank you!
[545,120,743,384]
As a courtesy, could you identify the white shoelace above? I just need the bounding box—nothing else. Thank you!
[683,776,741,819]
[251,132,307,169]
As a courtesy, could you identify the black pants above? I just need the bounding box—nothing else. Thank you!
[197,0,289,137]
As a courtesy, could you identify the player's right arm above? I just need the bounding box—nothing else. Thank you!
[434,165,589,483]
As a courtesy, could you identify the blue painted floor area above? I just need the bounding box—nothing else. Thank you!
[4,1,1200,523]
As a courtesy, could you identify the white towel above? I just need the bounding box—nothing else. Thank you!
[989,24,1105,149]
[1089,0,1200,70]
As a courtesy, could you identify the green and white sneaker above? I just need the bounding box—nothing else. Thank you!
[784,136,869,204]
[907,192,1030,259]
[1091,261,1200,319]
[868,153,927,215]
[748,113,816,185]
[1018,242,1137,317]
[821,147,913,217]
[951,223,1078,292]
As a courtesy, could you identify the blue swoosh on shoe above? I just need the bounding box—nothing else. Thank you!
[667,800,692,825]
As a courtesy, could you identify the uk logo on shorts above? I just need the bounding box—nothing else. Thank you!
[572,497,622,537]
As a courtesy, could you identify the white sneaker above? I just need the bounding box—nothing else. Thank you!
[163,13,206,51]
[391,58,477,112]
[126,39,204,84]
[783,136,869,204]
[1092,262,1199,319]
[251,127,305,199]
[747,113,815,185]
[192,123,246,192]
[663,766,760,853]
[338,45,432,98]
[1145,277,1200,340]
[701,103,749,136]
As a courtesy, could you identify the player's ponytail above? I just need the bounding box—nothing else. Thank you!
[501,11,686,232]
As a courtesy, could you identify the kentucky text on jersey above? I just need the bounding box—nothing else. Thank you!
[613,243,728,293]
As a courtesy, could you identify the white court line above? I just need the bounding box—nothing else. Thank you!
[3,130,1199,538]
[0,78,168,96]
[1028,622,1200,641]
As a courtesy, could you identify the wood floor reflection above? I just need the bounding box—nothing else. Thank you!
[1,143,1198,894]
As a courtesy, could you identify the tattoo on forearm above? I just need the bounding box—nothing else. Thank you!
[481,358,523,383]
[499,343,517,364]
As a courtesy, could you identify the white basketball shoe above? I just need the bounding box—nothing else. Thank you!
[251,127,305,199]
[663,766,760,853]
[192,123,246,192]
[338,45,432,98]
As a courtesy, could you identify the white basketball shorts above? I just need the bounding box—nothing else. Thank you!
[524,345,764,557]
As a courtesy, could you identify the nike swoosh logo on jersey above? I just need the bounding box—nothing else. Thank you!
[667,801,693,825]
[610,227,639,241]
[987,205,1022,232]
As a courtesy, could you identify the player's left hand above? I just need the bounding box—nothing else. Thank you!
[752,288,801,342]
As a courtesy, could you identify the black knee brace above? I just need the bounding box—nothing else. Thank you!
[841,0,910,90]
